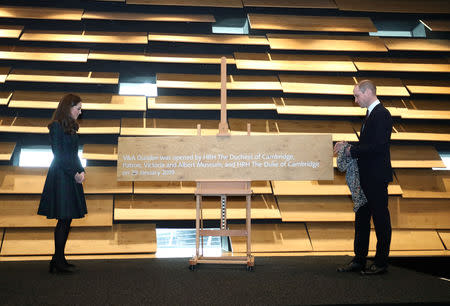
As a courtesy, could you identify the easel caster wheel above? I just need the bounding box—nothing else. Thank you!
[189,265,196,271]
[246,266,254,272]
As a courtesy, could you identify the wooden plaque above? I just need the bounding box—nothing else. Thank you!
[117,135,333,181]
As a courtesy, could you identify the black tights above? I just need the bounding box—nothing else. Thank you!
[53,219,72,263]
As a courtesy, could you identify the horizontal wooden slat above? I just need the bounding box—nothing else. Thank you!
[148,96,276,111]
[88,51,235,64]
[383,38,450,52]
[395,169,450,199]
[149,33,269,45]
[83,144,117,161]
[390,144,445,168]
[392,121,450,141]
[82,166,133,194]
[243,0,337,8]
[420,19,450,32]
[0,6,83,20]
[272,169,402,195]
[120,118,220,136]
[114,194,280,220]
[403,80,450,95]
[307,222,445,251]
[234,53,356,72]
[400,99,450,120]
[1,224,156,255]
[438,230,450,249]
[267,34,387,52]
[21,30,148,44]
[335,0,450,14]
[354,57,450,73]
[157,73,282,90]
[0,66,10,83]
[230,223,312,252]
[0,25,23,38]
[9,91,146,111]
[0,195,113,227]
[0,142,15,161]
[6,69,119,84]
[82,11,215,22]
[248,14,376,32]
[126,0,243,7]
[277,195,354,222]
[354,77,410,96]
[0,91,12,105]
[0,45,89,62]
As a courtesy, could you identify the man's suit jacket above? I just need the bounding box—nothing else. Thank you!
[350,103,393,187]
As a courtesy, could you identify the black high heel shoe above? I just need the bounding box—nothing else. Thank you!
[63,258,76,269]
[49,260,73,273]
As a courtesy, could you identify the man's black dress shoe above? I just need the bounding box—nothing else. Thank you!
[337,261,364,272]
[360,264,387,275]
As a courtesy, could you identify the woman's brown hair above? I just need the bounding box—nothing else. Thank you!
[48,93,81,134]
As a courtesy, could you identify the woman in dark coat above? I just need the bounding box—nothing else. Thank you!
[38,93,87,273]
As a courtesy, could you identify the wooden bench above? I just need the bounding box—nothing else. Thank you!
[0,46,89,62]
[267,34,387,52]
[234,53,356,72]
[21,30,148,45]
[120,118,221,136]
[114,194,280,220]
[0,142,15,161]
[149,33,269,45]
[354,57,450,73]
[82,11,215,22]
[9,91,146,111]
[0,5,83,20]
[0,25,23,38]
[1,224,156,255]
[6,69,119,84]
[383,38,450,52]
[0,195,113,227]
[248,14,376,32]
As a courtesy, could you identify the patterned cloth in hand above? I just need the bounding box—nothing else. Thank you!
[337,143,367,212]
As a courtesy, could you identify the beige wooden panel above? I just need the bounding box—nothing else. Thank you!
[115,194,280,220]
[403,79,450,95]
[438,230,450,249]
[0,142,15,161]
[235,53,356,72]
[279,75,356,95]
[134,180,271,194]
[148,96,276,111]
[0,66,10,83]
[157,73,281,90]
[0,45,89,62]
[335,0,450,14]
[78,119,120,134]
[83,166,132,194]
[307,223,445,251]
[354,77,410,96]
[6,69,119,84]
[248,14,376,32]
[267,34,387,52]
[401,98,450,120]
[272,169,402,195]
[230,223,312,252]
[0,195,113,227]
[0,91,12,105]
[390,197,450,229]
[9,91,146,111]
[82,144,117,161]
[229,118,279,135]
[276,119,359,142]
[82,11,215,22]
[0,6,83,20]
[149,33,268,45]
[89,51,235,64]
[127,0,243,7]
[243,0,337,8]
[390,144,445,168]
[1,224,156,255]
[395,169,450,198]
[0,166,47,194]
[276,97,364,116]
[354,57,450,73]
[21,30,148,44]
[384,38,450,52]
[120,118,220,136]
[0,116,48,133]
[0,25,23,38]
[392,122,450,141]
[277,195,354,222]
[420,19,450,32]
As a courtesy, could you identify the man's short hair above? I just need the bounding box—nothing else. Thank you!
[357,80,376,95]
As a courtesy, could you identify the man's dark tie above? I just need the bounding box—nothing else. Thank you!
[361,110,369,132]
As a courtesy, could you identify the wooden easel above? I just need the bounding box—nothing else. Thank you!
[189,57,254,271]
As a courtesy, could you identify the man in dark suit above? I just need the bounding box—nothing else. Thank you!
[334,80,393,275]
